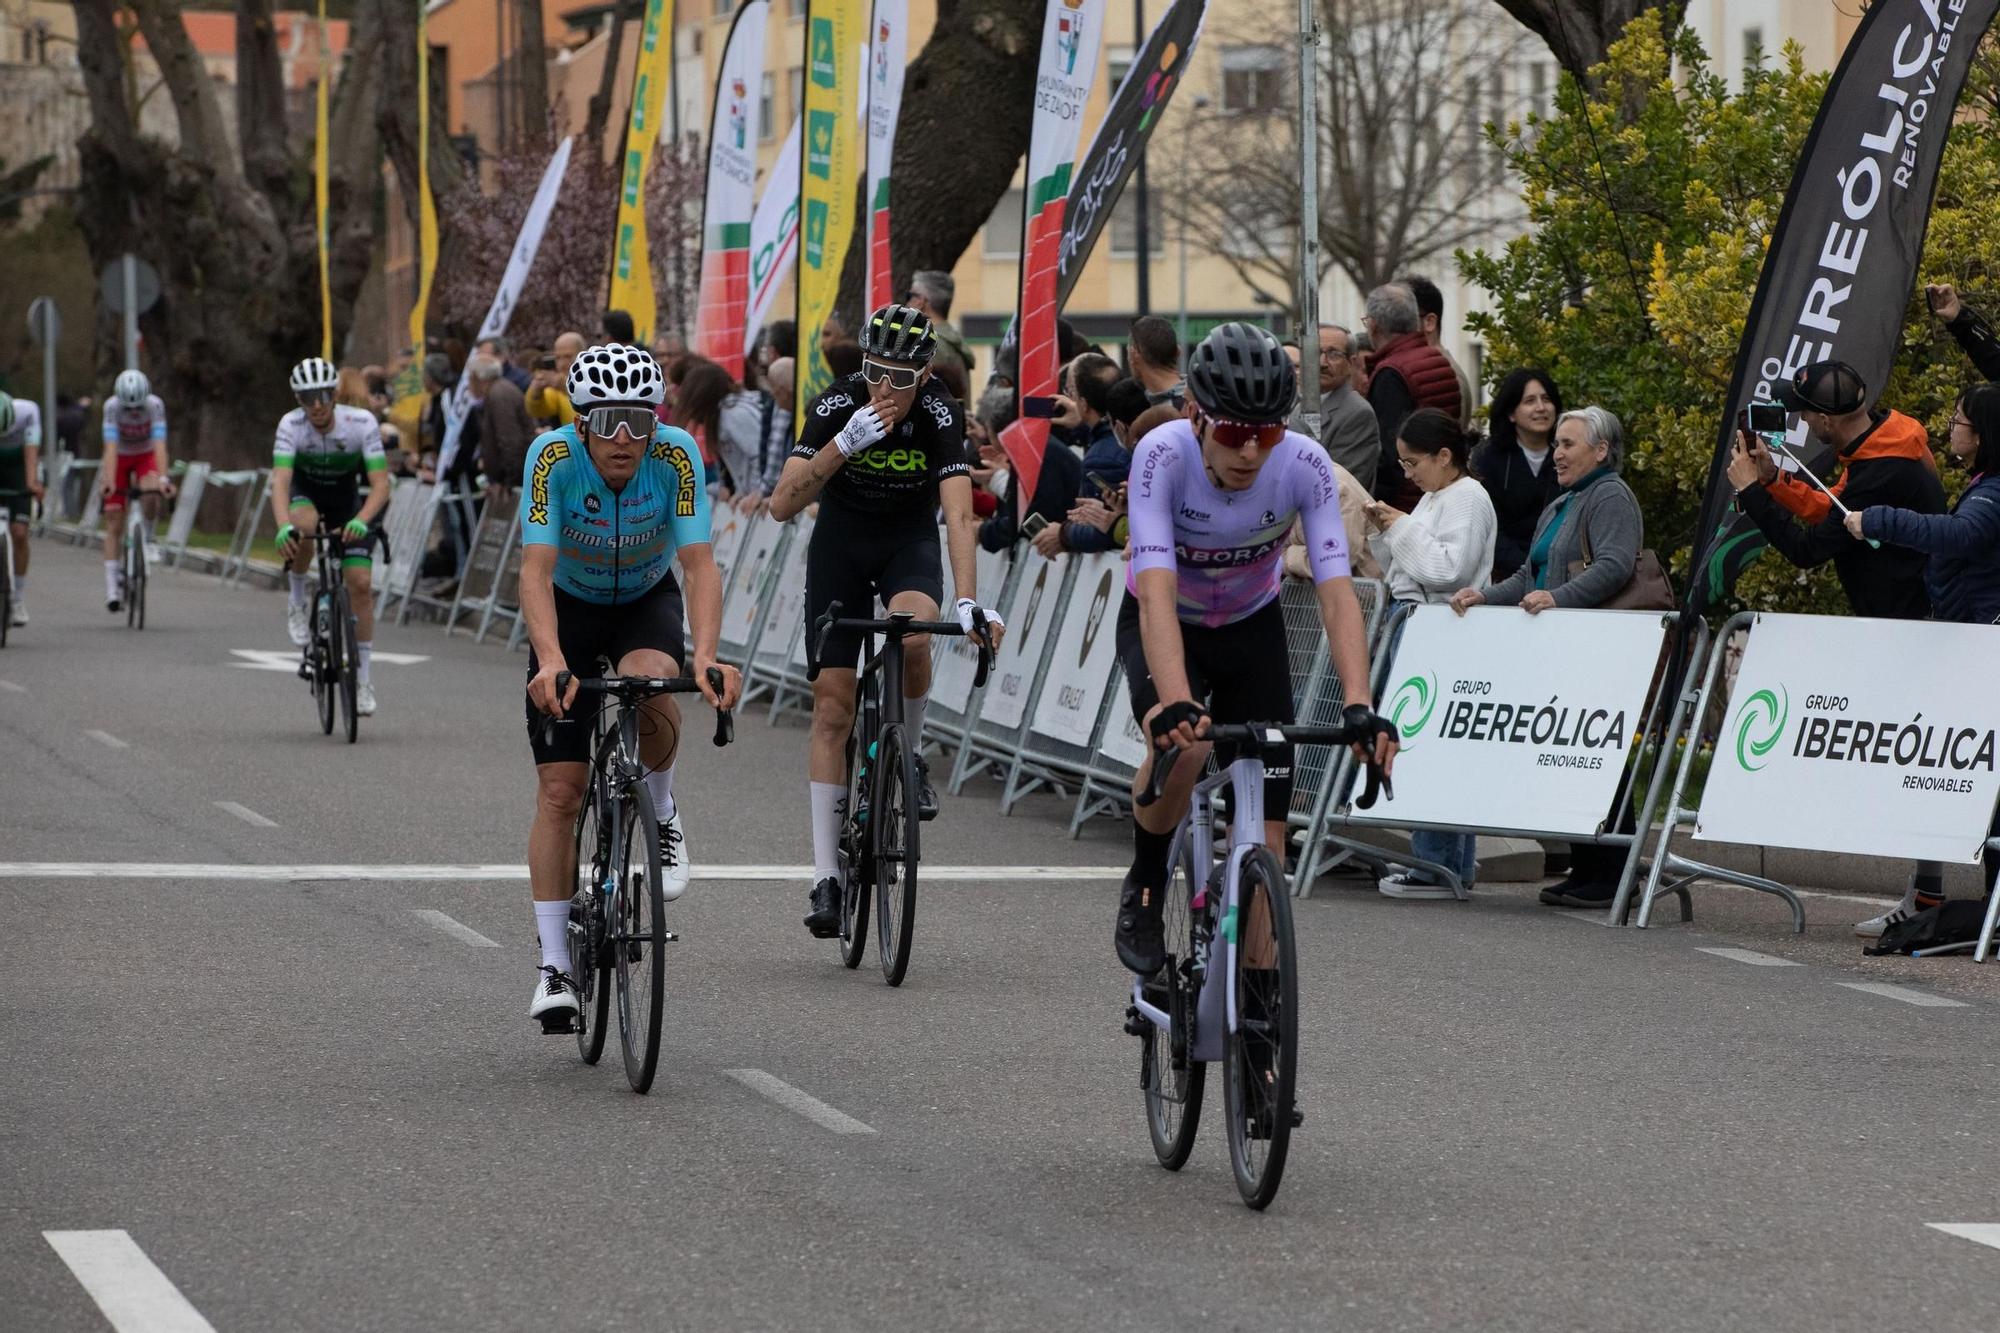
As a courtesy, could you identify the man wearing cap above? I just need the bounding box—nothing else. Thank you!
[1727,359,1943,621]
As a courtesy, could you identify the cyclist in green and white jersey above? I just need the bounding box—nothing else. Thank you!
[0,392,42,626]
[272,357,390,715]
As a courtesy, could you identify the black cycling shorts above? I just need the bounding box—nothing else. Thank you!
[289,484,380,564]
[804,503,943,677]
[525,573,686,766]
[1116,592,1296,813]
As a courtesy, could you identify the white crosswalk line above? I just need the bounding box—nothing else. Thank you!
[1927,1223,2000,1251]
[214,801,278,828]
[1696,947,1802,967]
[85,729,129,749]
[413,909,500,947]
[1835,981,1968,1008]
[44,1230,218,1333]
[0,861,1129,883]
[724,1069,876,1135]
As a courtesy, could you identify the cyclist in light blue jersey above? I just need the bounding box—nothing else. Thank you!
[517,343,742,1026]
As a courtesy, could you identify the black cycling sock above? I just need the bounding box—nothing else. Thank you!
[1132,823,1174,897]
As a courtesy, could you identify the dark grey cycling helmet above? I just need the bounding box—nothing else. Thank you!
[859,302,937,364]
[1185,321,1296,423]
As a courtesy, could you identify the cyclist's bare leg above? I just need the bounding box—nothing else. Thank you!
[342,564,375,640]
[1244,818,1287,969]
[287,501,320,575]
[8,518,27,577]
[884,588,936,707]
[618,648,684,777]
[529,761,588,903]
[808,667,858,784]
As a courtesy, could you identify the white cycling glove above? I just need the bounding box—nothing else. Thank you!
[955,597,1004,638]
[834,406,888,459]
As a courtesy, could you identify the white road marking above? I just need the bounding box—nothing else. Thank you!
[0,862,1130,883]
[1927,1222,2000,1251]
[0,678,25,693]
[1696,947,1802,967]
[43,1230,218,1333]
[228,648,427,672]
[724,1069,876,1135]
[84,730,129,749]
[213,801,278,828]
[1554,910,1616,926]
[413,909,500,947]
[1835,982,1968,1008]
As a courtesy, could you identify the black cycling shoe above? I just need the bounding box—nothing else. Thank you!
[915,754,939,822]
[804,876,843,938]
[1114,872,1168,976]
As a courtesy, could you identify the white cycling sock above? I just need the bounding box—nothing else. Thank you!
[534,899,572,975]
[810,781,845,883]
[643,763,676,820]
[356,641,372,684]
[288,572,309,607]
[11,574,23,597]
[905,691,929,743]
[104,560,120,598]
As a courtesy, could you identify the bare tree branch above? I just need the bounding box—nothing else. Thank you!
[126,0,239,179]
[235,0,291,201]
[1493,0,1687,85]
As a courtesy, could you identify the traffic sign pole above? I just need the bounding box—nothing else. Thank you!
[26,297,62,517]
[123,255,139,372]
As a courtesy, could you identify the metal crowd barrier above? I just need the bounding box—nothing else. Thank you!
[946,550,1076,800]
[222,469,276,584]
[743,514,815,719]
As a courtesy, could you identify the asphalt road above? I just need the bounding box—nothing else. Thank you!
[5,538,1999,1332]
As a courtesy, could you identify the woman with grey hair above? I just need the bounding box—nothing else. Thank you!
[1448,404,1645,909]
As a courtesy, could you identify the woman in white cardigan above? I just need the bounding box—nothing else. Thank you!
[1364,408,1497,897]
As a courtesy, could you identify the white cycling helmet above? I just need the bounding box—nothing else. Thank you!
[566,343,665,408]
[114,369,150,407]
[290,356,339,395]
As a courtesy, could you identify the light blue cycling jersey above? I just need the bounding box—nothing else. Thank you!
[519,422,712,605]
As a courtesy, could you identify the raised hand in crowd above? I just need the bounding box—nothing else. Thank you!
[1926,283,1964,321]
[1727,430,1779,491]
[1030,519,1067,559]
[1050,393,1083,430]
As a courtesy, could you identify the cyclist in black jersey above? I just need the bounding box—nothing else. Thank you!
[770,303,1005,937]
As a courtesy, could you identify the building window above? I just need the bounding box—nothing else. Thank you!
[1109,190,1166,257]
[1220,46,1284,114]
[983,188,1024,259]
[788,65,803,123]
[759,72,775,142]
[1742,27,1765,81]
[1106,45,1135,92]
[789,0,806,17]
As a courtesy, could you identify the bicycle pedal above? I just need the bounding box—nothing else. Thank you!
[1290,1107,1305,1129]
[1123,1004,1149,1037]
[661,931,679,943]
[538,1013,581,1036]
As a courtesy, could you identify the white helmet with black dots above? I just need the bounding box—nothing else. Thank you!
[566,343,666,408]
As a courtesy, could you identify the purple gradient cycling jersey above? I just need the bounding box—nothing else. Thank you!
[1125,419,1350,626]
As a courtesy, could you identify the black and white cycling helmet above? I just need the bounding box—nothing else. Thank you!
[1185,322,1296,423]
[290,357,339,395]
[567,343,666,407]
[859,303,936,365]
[114,369,151,408]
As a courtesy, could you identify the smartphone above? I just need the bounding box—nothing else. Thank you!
[1085,472,1112,495]
[1021,512,1050,538]
[534,354,557,372]
[1738,402,1786,434]
[1021,396,1059,420]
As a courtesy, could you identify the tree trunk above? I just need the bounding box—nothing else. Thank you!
[236,0,290,202]
[1494,0,1688,84]
[516,0,551,141]
[835,0,1041,322]
[584,0,638,161]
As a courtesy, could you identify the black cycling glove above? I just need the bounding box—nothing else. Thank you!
[1149,700,1210,746]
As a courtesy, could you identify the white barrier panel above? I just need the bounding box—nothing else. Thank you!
[932,544,1011,714]
[979,550,1063,730]
[162,462,209,556]
[708,502,749,575]
[1028,553,1122,747]
[1102,704,1148,769]
[754,515,814,666]
[1697,613,2000,863]
[720,514,786,645]
[1367,605,1668,837]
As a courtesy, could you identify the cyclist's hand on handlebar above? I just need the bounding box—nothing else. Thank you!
[1149,700,1210,751]
[695,656,742,710]
[342,517,369,541]
[1343,702,1398,773]
[529,662,578,718]
[955,598,1005,652]
[276,523,301,561]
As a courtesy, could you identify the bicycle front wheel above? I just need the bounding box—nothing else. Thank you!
[125,532,146,630]
[872,722,920,986]
[613,795,667,1093]
[314,600,336,735]
[335,585,359,743]
[1143,835,1206,1171]
[571,783,611,1066]
[1223,847,1298,1210]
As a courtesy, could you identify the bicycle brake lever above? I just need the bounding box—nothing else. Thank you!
[813,602,842,666]
[705,666,734,746]
[1138,745,1182,809]
[970,607,992,689]
[1355,761,1384,811]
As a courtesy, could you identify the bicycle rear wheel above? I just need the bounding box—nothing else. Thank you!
[571,781,611,1065]
[335,584,359,743]
[1143,835,1207,1170]
[872,722,920,986]
[613,795,667,1093]
[125,529,145,630]
[1223,847,1298,1210]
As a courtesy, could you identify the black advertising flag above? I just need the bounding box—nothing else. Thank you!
[1687,0,2000,611]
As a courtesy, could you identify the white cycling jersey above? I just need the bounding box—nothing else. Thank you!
[103,395,167,456]
[273,404,386,496]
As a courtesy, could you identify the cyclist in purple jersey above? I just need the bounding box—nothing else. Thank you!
[1115,323,1397,977]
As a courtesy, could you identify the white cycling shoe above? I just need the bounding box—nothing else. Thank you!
[8,596,25,627]
[659,809,690,901]
[287,601,310,646]
[356,681,377,717]
[530,965,579,1022]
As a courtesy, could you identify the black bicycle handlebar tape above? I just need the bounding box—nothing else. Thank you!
[970,607,992,690]
[813,600,843,666]
[705,666,734,747]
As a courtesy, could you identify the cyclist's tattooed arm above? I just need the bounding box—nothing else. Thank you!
[768,447,843,521]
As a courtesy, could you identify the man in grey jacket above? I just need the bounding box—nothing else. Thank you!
[1292,323,1380,487]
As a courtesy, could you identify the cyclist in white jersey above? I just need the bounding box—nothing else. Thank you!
[0,393,41,625]
[99,369,172,610]
[272,358,390,715]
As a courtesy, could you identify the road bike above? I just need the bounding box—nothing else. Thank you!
[549,668,733,1094]
[116,482,167,631]
[1128,719,1390,1209]
[295,523,361,742]
[813,602,992,986]
[0,502,15,647]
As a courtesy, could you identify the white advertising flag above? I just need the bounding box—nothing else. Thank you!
[745,117,803,358]
[1697,614,2000,862]
[863,0,908,310]
[1361,606,1670,837]
[694,0,770,381]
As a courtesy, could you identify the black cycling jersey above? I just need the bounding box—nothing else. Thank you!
[791,375,968,517]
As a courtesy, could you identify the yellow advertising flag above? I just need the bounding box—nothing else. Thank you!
[609,0,676,346]
[315,0,332,359]
[796,0,864,419]
[408,2,438,352]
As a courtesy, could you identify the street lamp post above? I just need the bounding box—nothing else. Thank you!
[1177,94,1210,348]
[1295,0,1323,434]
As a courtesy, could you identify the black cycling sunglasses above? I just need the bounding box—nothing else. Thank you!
[295,389,334,408]
[585,405,657,440]
[860,357,923,391]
